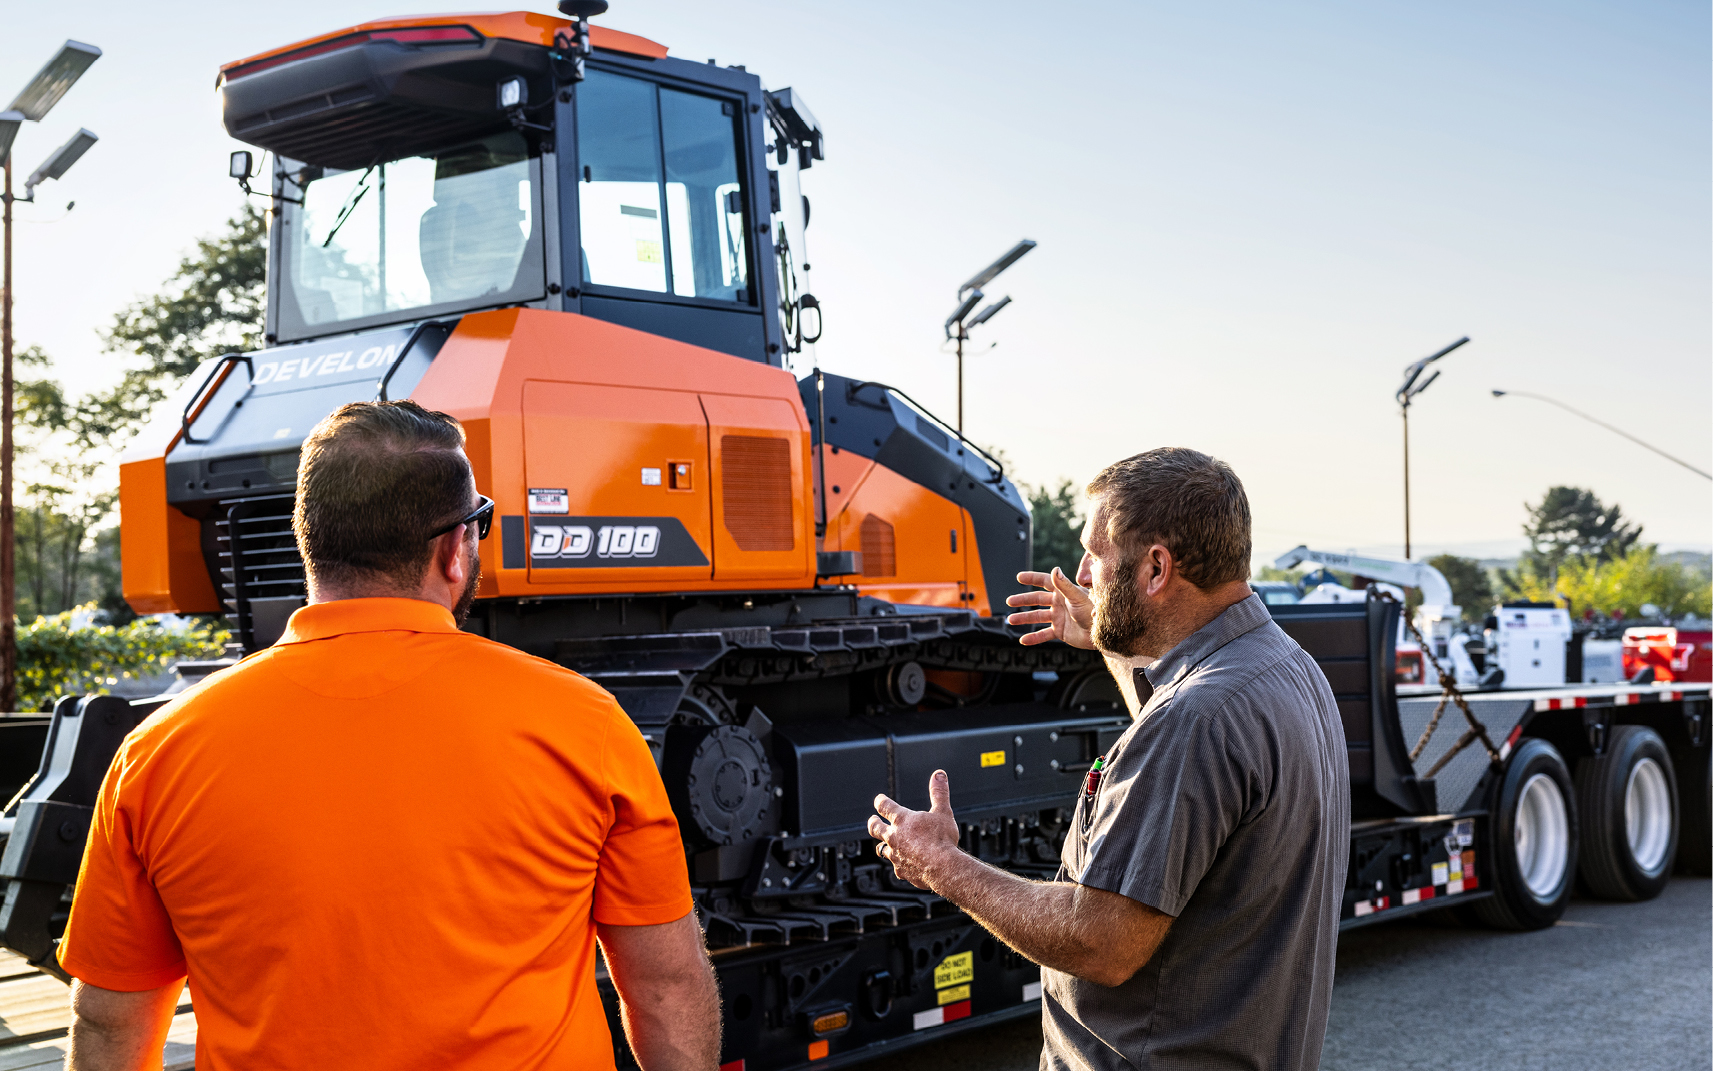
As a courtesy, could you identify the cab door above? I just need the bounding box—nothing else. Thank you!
[522,379,712,587]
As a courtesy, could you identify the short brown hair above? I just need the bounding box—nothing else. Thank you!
[294,401,472,589]
[1085,448,1251,590]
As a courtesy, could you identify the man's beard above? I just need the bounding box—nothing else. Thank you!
[1092,553,1153,658]
[452,544,482,627]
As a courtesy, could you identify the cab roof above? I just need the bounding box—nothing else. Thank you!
[220,10,667,80]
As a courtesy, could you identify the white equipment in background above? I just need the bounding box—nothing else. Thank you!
[1579,638,1625,683]
[1489,605,1573,688]
[1273,546,1481,686]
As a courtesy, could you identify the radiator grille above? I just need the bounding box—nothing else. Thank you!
[214,494,307,652]
[860,514,896,577]
[720,435,794,551]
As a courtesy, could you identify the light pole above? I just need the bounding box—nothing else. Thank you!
[945,239,1035,436]
[1395,336,1468,559]
[1,40,101,710]
[1492,389,1711,481]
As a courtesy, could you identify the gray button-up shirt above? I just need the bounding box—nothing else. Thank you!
[1042,593,1349,1071]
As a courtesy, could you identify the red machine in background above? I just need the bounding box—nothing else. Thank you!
[1623,626,1713,683]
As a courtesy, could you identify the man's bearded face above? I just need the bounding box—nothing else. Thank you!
[1092,548,1154,658]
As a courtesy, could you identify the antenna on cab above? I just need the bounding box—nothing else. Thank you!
[556,0,610,83]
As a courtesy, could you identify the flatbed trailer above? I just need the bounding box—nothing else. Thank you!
[0,595,1705,1069]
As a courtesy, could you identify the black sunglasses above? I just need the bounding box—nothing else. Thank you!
[429,495,495,541]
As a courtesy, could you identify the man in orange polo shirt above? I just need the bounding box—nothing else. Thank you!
[57,401,717,1070]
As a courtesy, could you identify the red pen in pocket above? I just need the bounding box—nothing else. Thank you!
[1080,756,1106,832]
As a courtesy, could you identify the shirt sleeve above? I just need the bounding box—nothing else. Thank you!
[1077,705,1252,917]
[592,702,695,926]
[56,737,188,991]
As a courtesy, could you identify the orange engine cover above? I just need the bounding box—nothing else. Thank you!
[410,308,816,597]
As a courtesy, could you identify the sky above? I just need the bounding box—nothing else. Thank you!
[3,0,1709,564]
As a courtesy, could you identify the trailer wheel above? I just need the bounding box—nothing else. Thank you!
[1474,738,1578,930]
[1674,746,1710,876]
[1575,726,1679,899]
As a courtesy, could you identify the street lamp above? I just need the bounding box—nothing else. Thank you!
[945,239,1035,436]
[1395,336,1468,559]
[1,40,101,711]
[1492,389,1711,481]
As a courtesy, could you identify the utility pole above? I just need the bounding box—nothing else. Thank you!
[0,41,102,710]
[1400,399,1410,560]
[2,156,13,711]
[945,240,1034,437]
[1395,336,1468,561]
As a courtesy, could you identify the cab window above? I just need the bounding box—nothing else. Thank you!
[576,70,750,302]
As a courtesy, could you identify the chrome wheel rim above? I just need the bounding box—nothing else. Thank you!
[1515,772,1570,899]
[1625,757,1673,875]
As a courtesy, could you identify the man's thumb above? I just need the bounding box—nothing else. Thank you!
[928,770,953,814]
[1051,567,1084,601]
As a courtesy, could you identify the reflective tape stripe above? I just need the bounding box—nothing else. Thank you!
[1499,724,1524,761]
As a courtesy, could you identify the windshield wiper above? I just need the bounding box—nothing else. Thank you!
[321,164,376,248]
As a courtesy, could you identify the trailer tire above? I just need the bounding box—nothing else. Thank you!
[1473,738,1578,931]
[1575,726,1678,899]
[1674,746,1710,876]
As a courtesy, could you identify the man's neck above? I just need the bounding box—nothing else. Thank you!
[307,578,445,610]
[1129,580,1254,666]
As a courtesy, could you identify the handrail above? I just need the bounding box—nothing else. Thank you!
[844,380,1006,485]
[180,354,253,445]
[377,319,457,401]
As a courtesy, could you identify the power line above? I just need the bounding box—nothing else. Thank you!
[1492,389,1711,482]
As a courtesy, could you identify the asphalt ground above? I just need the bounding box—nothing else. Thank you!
[863,877,1711,1071]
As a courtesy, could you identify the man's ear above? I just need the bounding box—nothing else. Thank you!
[1144,545,1172,597]
[436,527,469,584]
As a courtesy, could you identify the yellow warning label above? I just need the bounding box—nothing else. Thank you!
[636,239,663,263]
[979,750,1006,768]
[937,984,970,1005]
[935,951,974,989]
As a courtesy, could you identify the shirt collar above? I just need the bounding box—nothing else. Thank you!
[276,598,461,645]
[1142,591,1271,691]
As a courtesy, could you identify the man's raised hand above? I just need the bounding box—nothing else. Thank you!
[1006,566,1095,649]
[867,771,960,890]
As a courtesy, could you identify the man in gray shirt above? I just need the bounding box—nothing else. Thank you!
[869,447,1348,1070]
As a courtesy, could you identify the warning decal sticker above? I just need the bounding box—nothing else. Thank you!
[529,488,569,514]
[934,951,973,990]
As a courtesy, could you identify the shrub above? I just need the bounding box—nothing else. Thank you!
[14,607,229,713]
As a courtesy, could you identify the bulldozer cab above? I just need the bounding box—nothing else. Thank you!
[222,12,820,366]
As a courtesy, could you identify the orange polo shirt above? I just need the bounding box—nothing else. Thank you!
[58,598,692,1070]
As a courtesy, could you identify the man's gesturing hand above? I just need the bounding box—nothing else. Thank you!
[868,771,960,890]
[1006,567,1095,649]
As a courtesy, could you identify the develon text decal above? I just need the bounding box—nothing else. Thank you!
[250,344,402,387]
[532,524,662,560]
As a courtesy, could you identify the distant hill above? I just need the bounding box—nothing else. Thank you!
[1663,549,1712,576]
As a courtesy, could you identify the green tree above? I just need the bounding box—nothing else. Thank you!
[83,205,267,449]
[4,207,265,636]
[10,346,125,622]
[1028,479,1085,577]
[1427,554,1495,619]
[1553,546,1711,620]
[1518,486,1641,582]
